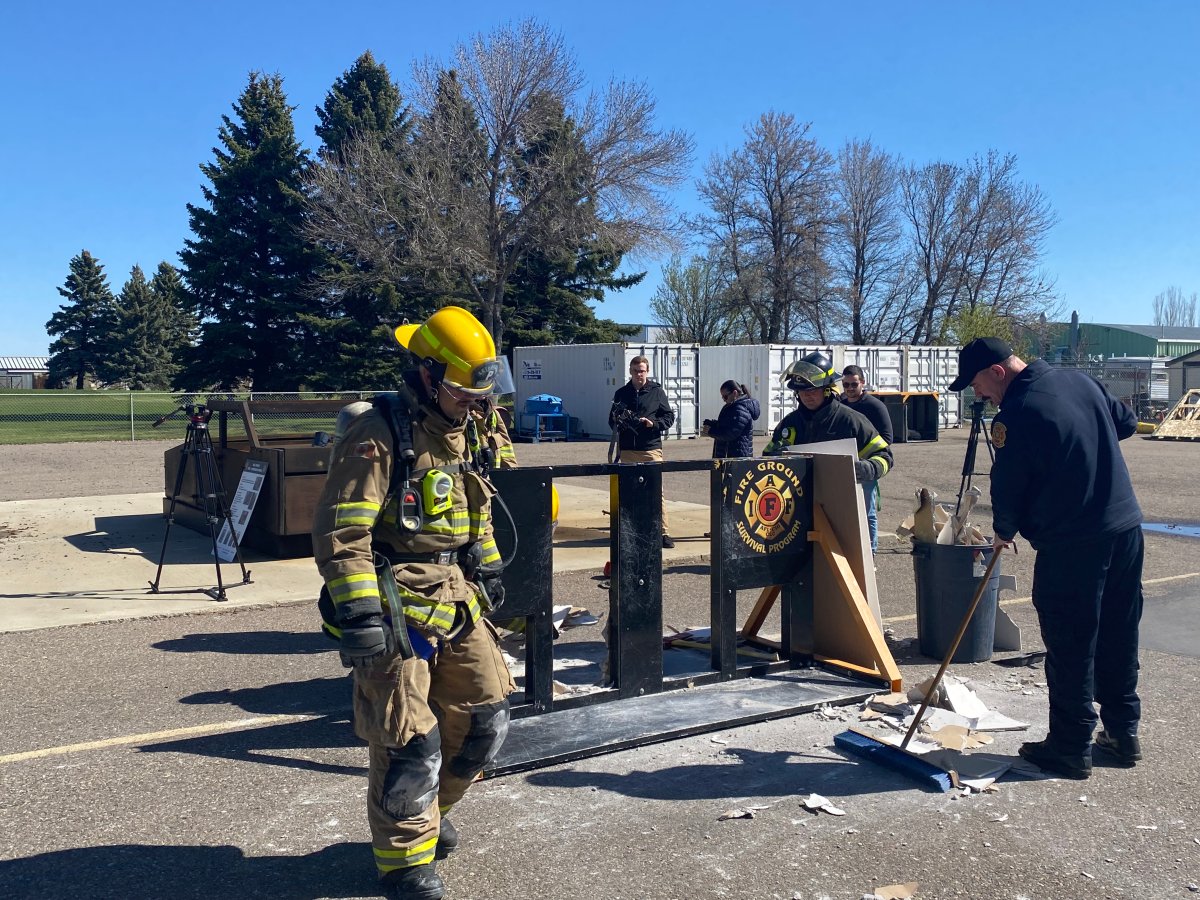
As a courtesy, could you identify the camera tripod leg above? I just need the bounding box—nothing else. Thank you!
[149,427,194,593]
[149,421,252,599]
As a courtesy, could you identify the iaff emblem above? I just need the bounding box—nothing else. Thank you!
[731,461,806,555]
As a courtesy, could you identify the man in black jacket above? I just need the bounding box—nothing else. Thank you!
[951,337,1145,780]
[610,355,676,547]
[841,365,894,554]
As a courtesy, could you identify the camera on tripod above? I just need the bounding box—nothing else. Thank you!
[152,402,213,429]
[610,401,642,433]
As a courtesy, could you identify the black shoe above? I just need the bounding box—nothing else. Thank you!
[661,534,675,549]
[1018,739,1092,779]
[381,863,444,900]
[434,819,458,860]
[1094,731,1142,766]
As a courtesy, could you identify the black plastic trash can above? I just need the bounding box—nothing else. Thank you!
[912,542,1001,663]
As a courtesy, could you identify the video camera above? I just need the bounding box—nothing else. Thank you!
[609,401,642,434]
[152,402,214,428]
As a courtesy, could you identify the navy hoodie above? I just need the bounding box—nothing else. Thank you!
[990,359,1142,548]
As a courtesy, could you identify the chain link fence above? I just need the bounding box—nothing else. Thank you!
[1044,360,1168,422]
[0,391,378,445]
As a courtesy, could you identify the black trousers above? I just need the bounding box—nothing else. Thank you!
[1031,525,1144,754]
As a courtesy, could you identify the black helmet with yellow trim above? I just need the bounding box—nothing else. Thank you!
[394,306,513,396]
[781,351,840,392]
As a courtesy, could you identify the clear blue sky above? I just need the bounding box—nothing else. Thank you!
[3,1,1197,355]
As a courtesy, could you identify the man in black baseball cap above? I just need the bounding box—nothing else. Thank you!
[948,337,1016,394]
[949,334,1146,781]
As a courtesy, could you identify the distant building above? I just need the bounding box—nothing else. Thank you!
[1047,312,1200,361]
[0,356,49,389]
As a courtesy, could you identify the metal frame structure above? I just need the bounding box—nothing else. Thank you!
[487,457,896,775]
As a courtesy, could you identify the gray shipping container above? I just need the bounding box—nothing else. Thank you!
[513,343,699,441]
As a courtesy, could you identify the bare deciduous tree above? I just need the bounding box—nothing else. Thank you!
[901,152,1058,343]
[1152,286,1197,327]
[649,254,738,344]
[308,20,693,350]
[696,112,833,342]
[831,139,916,343]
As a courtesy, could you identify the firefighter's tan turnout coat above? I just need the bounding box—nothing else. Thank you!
[313,382,515,878]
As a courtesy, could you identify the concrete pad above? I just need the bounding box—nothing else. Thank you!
[0,485,713,634]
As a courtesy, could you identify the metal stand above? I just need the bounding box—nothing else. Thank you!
[955,399,996,517]
[149,404,252,600]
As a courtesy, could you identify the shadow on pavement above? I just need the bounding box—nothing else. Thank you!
[0,841,378,900]
[153,630,333,655]
[525,745,937,798]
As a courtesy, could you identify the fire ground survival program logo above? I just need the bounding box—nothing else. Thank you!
[732,461,806,555]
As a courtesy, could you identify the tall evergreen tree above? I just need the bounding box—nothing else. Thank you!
[503,96,642,350]
[306,53,417,390]
[150,261,198,377]
[46,250,117,389]
[105,265,177,389]
[179,72,322,391]
[315,50,408,156]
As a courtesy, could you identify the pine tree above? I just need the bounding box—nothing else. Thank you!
[315,50,408,156]
[503,97,642,351]
[179,72,322,391]
[105,265,178,389]
[46,250,118,389]
[150,261,198,379]
[306,53,417,390]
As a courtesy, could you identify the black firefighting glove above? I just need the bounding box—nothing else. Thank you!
[338,614,392,668]
[853,459,880,484]
[481,575,506,612]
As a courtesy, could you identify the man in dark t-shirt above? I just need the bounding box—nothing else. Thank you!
[841,365,893,554]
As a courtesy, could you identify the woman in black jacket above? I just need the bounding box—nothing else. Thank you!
[703,381,761,458]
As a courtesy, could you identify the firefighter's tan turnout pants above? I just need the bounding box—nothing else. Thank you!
[353,616,516,877]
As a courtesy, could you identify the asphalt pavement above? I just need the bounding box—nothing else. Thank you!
[1,429,1199,899]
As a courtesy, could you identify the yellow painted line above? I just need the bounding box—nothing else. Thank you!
[0,714,319,765]
[882,570,1200,626]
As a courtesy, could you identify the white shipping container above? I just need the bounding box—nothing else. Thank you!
[513,343,699,441]
[905,346,963,428]
[698,344,832,435]
[838,346,904,393]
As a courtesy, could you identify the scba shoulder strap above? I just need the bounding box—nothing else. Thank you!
[371,391,418,498]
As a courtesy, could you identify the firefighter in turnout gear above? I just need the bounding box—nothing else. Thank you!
[763,352,894,485]
[470,395,518,470]
[313,305,516,900]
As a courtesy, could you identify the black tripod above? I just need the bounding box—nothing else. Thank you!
[956,399,996,517]
[149,403,252,600]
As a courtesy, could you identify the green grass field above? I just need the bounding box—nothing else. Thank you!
[0,391,360,445]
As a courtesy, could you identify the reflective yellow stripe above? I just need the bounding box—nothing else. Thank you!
[481,538,500,565]
[859,435,888,458]
[335,500,381,527]
[375,836,438,872]
[497,445,516,458]
[401,596,457,632]
[876,458,891,476]
[328,572,380,603]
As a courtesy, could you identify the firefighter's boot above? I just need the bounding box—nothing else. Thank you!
[381,864,444,900]
[435,819,459,860]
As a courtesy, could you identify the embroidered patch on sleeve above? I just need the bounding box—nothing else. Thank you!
[353,441,377,459]
[990,422,1006,448]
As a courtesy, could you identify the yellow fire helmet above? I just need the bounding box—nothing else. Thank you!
[394,306,512,396]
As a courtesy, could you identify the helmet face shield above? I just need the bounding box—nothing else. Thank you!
[445,356,514,397]
[782,353,840,392]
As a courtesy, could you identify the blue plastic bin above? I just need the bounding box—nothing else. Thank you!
[525,394,563,415]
